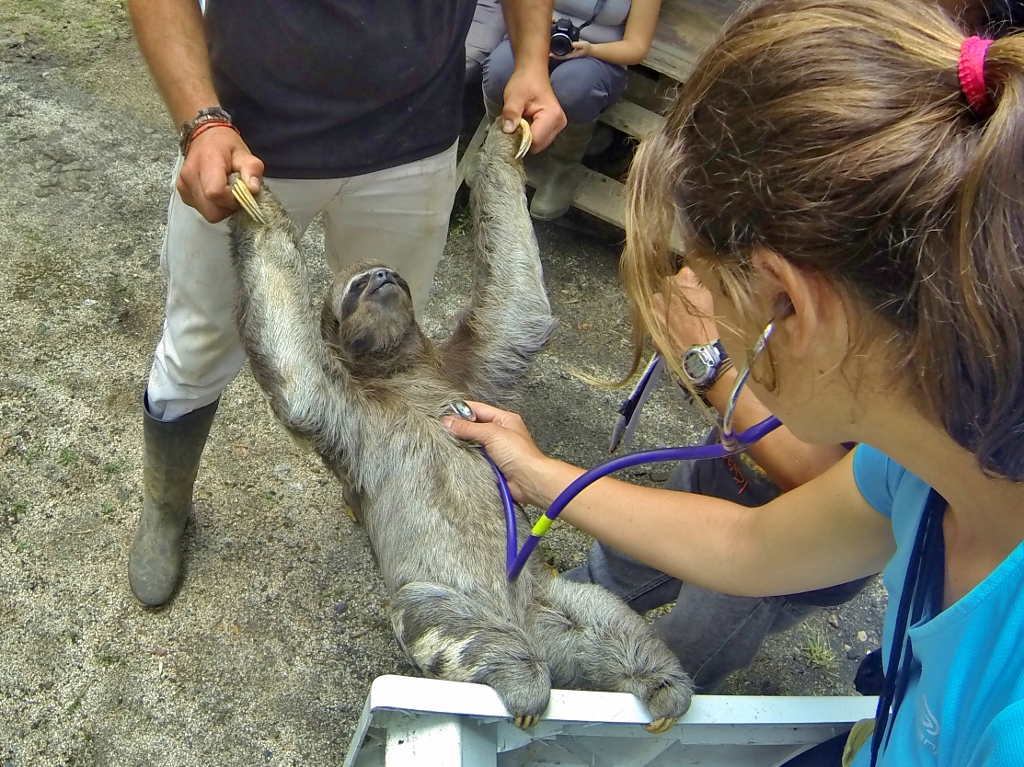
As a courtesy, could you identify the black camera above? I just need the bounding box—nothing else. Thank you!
[550,17,580,57]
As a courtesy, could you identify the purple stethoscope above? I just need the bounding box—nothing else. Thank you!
[459,321,782,581]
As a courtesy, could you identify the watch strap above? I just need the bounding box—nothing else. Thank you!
[688,340,732,396]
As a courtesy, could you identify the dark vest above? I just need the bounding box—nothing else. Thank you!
[205,0,475,178]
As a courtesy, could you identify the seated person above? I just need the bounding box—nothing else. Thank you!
[466,0,506,86]
[564,267,873,692]
[482,0,662,220]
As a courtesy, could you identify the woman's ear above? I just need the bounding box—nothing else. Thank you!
[752,249,843,360]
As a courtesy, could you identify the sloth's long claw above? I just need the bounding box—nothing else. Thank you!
[231,176,267,225]
[644,717,676,734]
[514,714,540,729]
[515,118,532,160]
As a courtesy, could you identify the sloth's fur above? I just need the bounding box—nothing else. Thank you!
[228,122,694,728]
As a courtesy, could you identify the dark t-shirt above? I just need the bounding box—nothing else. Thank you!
[205,0,476,178]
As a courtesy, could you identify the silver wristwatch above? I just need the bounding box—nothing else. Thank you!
[682,340,729,393]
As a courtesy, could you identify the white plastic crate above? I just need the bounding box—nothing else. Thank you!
[343,675,877,767]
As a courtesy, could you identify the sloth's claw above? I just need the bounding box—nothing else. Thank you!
[644,717,676,735]
[231,176,267,225]
[515,118,532,160]
[514,714,540,729]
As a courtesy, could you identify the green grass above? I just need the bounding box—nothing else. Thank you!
[803,627,837,670]
[0,0,127,55]
[58,447,78,466]
[449,207,472,238]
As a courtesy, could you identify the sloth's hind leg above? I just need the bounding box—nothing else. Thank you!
[391,582,551,728]
[534,578,694,733]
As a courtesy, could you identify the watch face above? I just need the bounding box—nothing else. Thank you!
[683,349,711,382]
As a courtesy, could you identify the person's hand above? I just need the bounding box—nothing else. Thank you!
[652,266,718,355]
[501,68,567,153]
[441,401,552,505]
[177,126,265,223]
[550,40,592,61]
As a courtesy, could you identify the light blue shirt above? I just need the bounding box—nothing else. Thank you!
[850,445,1024,766]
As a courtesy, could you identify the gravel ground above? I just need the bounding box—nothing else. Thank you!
[0,5,886,765]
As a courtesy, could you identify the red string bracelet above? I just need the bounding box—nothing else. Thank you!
[184,120,241,156]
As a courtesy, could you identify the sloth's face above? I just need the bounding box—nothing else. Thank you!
[321,260,417,363]
[339,266,412,318]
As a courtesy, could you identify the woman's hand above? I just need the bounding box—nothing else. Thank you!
[441,401,557,506]
[652,266,718,355]
[551,40,593,61]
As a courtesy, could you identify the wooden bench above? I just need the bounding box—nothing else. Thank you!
[457,0,742,230]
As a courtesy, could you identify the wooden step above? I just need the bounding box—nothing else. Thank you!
[598,100,664,140]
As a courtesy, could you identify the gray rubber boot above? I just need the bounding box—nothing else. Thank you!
[128,395,218,608]
[529,120,598,222]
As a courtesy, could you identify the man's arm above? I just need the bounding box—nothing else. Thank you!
[128,0,264,222]
[499,0,566,151]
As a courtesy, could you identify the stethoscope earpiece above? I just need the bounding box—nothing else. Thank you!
[774,294,795,320]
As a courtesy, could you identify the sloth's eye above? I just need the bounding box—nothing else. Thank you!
[350,276,370,295]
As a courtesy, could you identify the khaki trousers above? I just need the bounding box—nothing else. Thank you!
[147,142,458,421]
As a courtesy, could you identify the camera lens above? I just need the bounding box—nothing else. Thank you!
[550,33,573,56]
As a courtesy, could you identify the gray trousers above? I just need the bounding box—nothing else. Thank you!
[563,432,871,692]
[482,37,628,124]
[465,0,506,85]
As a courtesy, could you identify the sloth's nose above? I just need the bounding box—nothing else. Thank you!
[368,269,396,292]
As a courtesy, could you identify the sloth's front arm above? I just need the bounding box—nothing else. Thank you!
[228,181,365,460]
[443,121,557,403]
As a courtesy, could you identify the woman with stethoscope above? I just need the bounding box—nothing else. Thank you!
[444,0,1024,763]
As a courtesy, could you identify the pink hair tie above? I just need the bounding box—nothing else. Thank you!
[959,35,994,116]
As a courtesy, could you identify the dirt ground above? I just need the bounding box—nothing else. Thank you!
[0,3,886,765]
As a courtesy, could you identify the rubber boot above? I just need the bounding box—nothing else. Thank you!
[529,120,598,222]
[128,395,218,608]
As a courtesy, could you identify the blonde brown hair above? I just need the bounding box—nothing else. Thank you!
[622,0,1024,480]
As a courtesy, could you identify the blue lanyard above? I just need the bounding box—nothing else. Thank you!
[870,489,947,765]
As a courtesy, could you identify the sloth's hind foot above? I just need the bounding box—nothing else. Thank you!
[645,717,676,735]
[640,673,693,734]
[391,582,551,728]
[514,713,541,729]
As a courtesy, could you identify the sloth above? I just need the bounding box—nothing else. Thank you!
[227,121,694,732]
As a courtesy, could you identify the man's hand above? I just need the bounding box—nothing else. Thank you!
[502,69,566,152]
[177,126,265,223]
[652,266,717,355]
